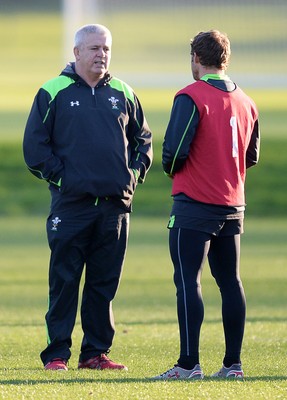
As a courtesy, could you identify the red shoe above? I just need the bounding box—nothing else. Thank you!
[78,354,128,370]
[45,358,68,371]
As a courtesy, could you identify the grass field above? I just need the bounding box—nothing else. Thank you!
[1,6,287,400]
[0,216,286,399]
[1,88,287,218]
[1,11,287,218]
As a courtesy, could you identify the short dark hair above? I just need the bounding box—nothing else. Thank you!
[190,30,231,70]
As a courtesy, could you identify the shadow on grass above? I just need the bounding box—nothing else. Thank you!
[0,375,287,385]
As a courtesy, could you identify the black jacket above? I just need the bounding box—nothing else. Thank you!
[23,63,153,211]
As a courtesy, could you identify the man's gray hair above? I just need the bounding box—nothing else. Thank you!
[74,24,112,48]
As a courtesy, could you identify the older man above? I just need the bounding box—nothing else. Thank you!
[23,24,152,371]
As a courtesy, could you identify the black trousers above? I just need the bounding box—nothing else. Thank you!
[40,198,129,365]
[169,224,246,369]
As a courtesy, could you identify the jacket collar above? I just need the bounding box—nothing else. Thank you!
[60,62,112,87]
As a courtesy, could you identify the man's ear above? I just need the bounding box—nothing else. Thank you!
[74,47,80,60]
[193,52,200,63]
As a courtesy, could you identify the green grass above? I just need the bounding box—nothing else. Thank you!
[1,7,287,399]
[1,5,287,112]
[1,100,286,217]
[0,216,286,399]
[1,10,286,218]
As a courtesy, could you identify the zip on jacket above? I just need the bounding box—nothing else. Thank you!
[23,63,153,210]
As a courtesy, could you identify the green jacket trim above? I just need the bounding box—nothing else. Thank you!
[109,78,135,104]
[41,76,75,123]
[42,75,75,102]
[170,104,197,175]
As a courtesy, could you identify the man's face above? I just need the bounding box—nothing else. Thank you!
[75,32,112,80]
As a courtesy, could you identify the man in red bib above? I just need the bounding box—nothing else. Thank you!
[152,30,260,380]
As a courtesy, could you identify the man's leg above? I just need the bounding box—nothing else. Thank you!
[79,203,129,362]
[40,210,90,366]
[169,228,210,369]
[208,233,246,367]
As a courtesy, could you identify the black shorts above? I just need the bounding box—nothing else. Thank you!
[167,215,243,236]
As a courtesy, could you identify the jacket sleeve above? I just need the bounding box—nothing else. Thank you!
[23,88,64,187]
[128,94,153,184]
[162,94,199,177]
[246,119,260,169]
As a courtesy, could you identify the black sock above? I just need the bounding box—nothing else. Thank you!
[223,357,241,368]
[177,355,199,370]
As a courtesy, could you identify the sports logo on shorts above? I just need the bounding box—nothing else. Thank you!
[51,217,61,231]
